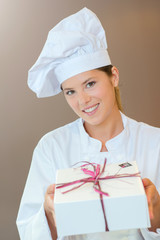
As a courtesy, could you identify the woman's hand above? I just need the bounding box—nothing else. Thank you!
[142,178,160,232]
[44,184,57,240]
[44,184,56,217]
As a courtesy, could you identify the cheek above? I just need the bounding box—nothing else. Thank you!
[92,87,108,100]
[90,88,103,99]
[98,85,115,103]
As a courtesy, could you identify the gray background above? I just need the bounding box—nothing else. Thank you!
[1,0,160,239]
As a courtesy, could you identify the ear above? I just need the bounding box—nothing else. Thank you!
[111,66,119,87]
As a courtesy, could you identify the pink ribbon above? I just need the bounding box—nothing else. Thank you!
[56,159,140,231]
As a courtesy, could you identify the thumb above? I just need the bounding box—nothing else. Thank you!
[142,178,152,188]
[47,184,56,194]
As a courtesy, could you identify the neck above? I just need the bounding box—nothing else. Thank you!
[84,108,124,144]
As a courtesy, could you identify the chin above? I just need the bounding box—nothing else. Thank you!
[84,117,103,126]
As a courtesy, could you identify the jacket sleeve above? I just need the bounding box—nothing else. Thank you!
[140,228,160,240]
[16,137,67,240]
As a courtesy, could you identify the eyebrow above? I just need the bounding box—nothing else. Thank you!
[62,77,96,91]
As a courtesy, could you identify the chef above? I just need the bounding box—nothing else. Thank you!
[16,7,160,240]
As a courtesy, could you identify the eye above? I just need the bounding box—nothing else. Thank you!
[86,81,96,88]
[65,90,75,96]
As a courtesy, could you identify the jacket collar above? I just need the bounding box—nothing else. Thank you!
[78,111,130,154]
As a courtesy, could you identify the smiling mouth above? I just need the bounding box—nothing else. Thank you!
[83,103,99,113]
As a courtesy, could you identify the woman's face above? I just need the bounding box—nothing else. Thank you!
[62,67,119,127]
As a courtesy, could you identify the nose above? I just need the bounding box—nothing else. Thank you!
[78,91,91,106]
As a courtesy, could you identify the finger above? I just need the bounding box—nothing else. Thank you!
[47,193,55,200]
[142,178,155,219]
[142,178,152,188]
[144,181,156,203]
[142,178,155,202]
[47,184,56,194]
[148,202,154,220]
[146,191,154,220]
[146,195,154,219]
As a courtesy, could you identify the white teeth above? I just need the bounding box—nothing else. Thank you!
[84,104,99,113]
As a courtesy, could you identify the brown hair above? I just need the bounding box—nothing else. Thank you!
[96,65,123,112]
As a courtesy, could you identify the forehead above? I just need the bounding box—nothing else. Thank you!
[62,69,107,88]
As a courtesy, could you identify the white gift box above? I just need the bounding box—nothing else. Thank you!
[54,161,150,237]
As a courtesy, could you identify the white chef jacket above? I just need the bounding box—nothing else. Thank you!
[16,112,160,240]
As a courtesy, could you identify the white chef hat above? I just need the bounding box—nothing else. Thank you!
[28,7,111,98]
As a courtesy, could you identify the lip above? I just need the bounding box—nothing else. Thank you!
[82,103,100,116]
[82,103,99,111]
